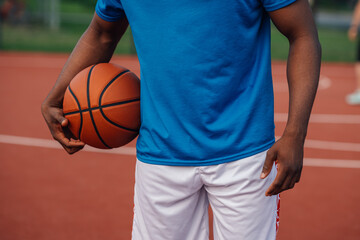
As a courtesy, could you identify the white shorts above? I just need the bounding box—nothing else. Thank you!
[132,150,279,240]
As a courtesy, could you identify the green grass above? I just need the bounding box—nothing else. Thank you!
[61,1,94,13]
[25,0,95,13]
[0,23,357,62]
[0,23,135,54]
[271,26,356,62]
[317,28,357,62]
[271,27,289,60]
[2,25,83,52]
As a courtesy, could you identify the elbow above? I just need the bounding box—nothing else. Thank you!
[99,33,120,47]
[87,25,119,47]
[290,33,322,63]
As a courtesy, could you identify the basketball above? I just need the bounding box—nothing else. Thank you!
[63,63,140,149]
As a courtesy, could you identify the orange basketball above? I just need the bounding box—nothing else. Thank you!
[63,63,140,149]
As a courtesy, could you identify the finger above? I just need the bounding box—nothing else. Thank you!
[275,175,295,195]
[265,167,287,196]
[62,144,85,155]
[49,109,68,127]
[261,150,277,179]
[268,163,302,195]
[295,170,302,183]
[58,116,69,127]
[60,144,84,155]
[68,138,85,146]
[63,125,83,142]
[51,120,85,153]
[286,171,301,191]
[287,177,297,190]
[53,130,85,148]
[59,137,85,154]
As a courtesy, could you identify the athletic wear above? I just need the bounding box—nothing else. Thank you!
[132,150,279,240]
[96,0,296,166]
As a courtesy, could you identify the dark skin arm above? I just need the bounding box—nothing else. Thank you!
[41,14,128,154]
[349,0,360,41]
[260,0,321,196]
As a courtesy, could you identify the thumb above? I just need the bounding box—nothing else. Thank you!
[56,114,68,127]
[261,150,276,179]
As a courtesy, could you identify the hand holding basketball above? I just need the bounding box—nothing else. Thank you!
[41,99,85,154]
[42,63,140,153]
[63,63,140,149]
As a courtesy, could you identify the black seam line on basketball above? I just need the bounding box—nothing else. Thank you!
[63,98,140,116]
[67,85,83,138]
[100,109,139,133]
[98,69,139,132]
[87,64,111,149]
[99,70,130,107]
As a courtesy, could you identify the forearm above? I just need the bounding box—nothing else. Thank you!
[284,35,321,141]
[262,0,320,196]
[45,15,128,105]
[351,1,360,28]
[41,15,128,153]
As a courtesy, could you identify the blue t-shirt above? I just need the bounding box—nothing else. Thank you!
[96,0,296,166]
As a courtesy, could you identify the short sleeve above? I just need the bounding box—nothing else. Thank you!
[260,0,297,12]
[95,0,126,22]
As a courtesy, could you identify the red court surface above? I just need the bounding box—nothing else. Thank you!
[0,52,359,240]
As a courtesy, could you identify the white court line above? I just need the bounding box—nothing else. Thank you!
[0,134,136,156]
[304,158,360,168]
[0,134,359,169]
[305,139,360,152]
[2,134,359,153]
[273,135,360,152]
[275,113,360,124]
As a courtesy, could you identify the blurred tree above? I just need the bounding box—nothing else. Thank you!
[317,0,356,10]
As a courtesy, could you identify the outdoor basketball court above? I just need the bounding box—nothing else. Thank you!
[0,52,359,239]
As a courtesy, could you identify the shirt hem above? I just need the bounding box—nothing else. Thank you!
[264,0,297,12]
[136,140,275,166]
[95,6,125,22]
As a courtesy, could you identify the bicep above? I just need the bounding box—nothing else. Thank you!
[87,13,129,44]
[268,0,318,42]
